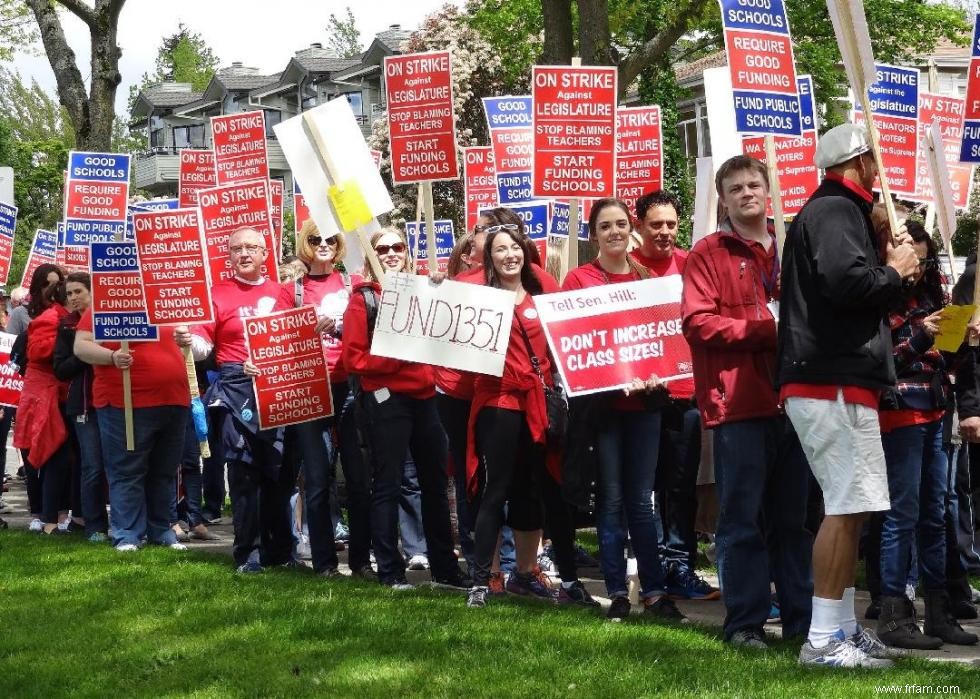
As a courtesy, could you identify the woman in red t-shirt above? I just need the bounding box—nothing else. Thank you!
[342,227,464,589]
[288,220,370,577]
[563,197,687,622]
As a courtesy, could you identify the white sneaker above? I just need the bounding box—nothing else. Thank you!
[28,518,43,532]
[115,543,139,552]
[57,519,71,532]
[168,542,187,551]
[799,630,894,669]
[407,554,430,571]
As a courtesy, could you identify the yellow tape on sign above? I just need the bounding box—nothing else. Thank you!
[935,304,976,353]
[328,181,372,232]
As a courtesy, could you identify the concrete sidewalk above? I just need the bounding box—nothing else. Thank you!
[3,475,978,666]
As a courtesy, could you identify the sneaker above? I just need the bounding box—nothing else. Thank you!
[407,554,429,571]
[536,551,556,574]
[350,564,377,581]
[189,524,219,541]
[556,580,601,608]
[383,578,414,591]
[434,571,473,589]
[666,566,721,601]
[277,558,308,570]
[488,571,506,596]
[532,565,555,591]
[799,630,894,669]
[607,595,632,621]
[730,628,768,650]
[851,626,908,660]
[644,595,689,622]
[236,560,264,574]
[115,543,139,553]
[316,567,342,579]
[467,585,489,608]
[168,542,188,551]
[87,532,108,544]
[334,522,350,542]
[28,518,43,532]
[506,571,556,600]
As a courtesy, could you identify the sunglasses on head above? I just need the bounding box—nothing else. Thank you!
[485,223,520,235]
[375,242,407,255]
[307,235,338,247]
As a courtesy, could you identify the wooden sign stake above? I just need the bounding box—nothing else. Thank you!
[763,135,787,260]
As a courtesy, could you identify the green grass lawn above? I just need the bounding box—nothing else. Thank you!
[1,531,977,699]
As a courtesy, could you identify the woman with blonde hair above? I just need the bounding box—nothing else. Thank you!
[342,226,464,588]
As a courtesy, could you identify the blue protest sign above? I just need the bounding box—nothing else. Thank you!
[89,241,158,342]
[64,151,130,245]
[484,96,535,204]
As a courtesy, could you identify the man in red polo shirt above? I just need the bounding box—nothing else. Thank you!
[777,123,919,668]
[682,155,812,650]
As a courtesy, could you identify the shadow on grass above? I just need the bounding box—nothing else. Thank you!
[0,531,977,698]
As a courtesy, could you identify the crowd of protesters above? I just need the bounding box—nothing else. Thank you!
[2,123,980,670]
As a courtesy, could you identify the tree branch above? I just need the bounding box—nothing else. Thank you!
[54,0,97,27]
[617,0,711,97]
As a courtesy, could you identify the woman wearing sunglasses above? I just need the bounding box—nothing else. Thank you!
[464,212,596,609]
[872,217,976,649]
[561,197,686,622]
[284,220,372,578]
[342,227,466,589]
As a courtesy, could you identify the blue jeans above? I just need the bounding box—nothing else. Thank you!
[880,419,948,595]
[98,405,188,547]
[659,401,702,574]
[178,417,205,527]
[74,414,107,534]
[288,415,339,573]
[399,454,428,558]
[596,410,667,598]
[714,416,813,639]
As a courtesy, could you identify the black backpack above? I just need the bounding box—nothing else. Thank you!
[9,328,28,377]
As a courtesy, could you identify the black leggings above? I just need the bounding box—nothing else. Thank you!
[472,407,577,586]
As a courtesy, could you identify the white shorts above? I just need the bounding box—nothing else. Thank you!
[784,392,890,515]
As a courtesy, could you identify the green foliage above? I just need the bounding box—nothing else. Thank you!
[0,0,37,62]
[952,214,977,258]
[326,7,363,59]
[127,22,220,117]
[465,0,541,91]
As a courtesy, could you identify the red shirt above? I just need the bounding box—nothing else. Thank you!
[779,383,880,411]
[631,248,688,278]
[300,271,363,384]
[78,310,189,409]
[194,277,294,365]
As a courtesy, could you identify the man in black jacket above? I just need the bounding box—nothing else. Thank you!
[776,123,919,668]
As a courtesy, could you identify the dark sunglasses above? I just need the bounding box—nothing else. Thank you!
[307,235,338,247]
[375,242,407,255]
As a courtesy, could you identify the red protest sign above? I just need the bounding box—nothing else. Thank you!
[20,229,57,290]
[132,208,213,326]
[535,277,692,397]
[0,332,24,407]
[62,246,89,274]
[532,66,617,199]
[384,50,460,185]
[244,305,333,429]
[616,106,662,215]
[198,180,279,285]
[370,149,382,168]
[178,149,216,207]
[269,179,284,260]
[463,147,497,233]
[910,92,974,209]
[211,111,269,186]
[64,180,128,223]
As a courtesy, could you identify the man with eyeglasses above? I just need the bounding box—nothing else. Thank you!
[176,226,295,573]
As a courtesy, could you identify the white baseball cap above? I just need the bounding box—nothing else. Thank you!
[814,123,873,169]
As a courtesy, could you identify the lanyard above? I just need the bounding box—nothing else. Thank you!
[591,259,641,284]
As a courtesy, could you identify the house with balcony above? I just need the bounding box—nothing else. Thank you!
[130,25,412,196]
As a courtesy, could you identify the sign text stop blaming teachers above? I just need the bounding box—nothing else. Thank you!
[532,66,617,199]
[535,276,693,397]
[370,272,515,377]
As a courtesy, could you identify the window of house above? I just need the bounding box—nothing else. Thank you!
[264,109,282,139]
[345,92,363,115]
[173,125,206,149]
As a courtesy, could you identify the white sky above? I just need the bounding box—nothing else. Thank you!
[11,0,463,113]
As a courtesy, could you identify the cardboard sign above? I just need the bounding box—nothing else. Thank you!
[532,66,617,198]
[463,147,497,232]
[198,180,279,285]
[384,51,459,185]
[484,96,534,204]
[961,14,980,162]
[925,122,958,250]
[64,151,130,245]
[742,75,819,216]
[371,272,515,376]
[0,332,24,408]
[910,92,974,209]
[0,201,16,287]
[20,228,57,290]
[269,179,284,259]
[89,241,158,342]
[178,149,216,207]
[854,64,919,197]
[211,111,269,186]
[244,305,333,429]
[293,179,311,235]
[486,201,550,261]
[719,0,801,136]
[616,106,663,214]
[548,201,586,240]
[536,276,693,396]
[132,208,213,326]
[407,220,454,275]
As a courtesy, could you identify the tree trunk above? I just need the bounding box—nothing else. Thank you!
[541,0,574,65]
[577,0,611,65]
